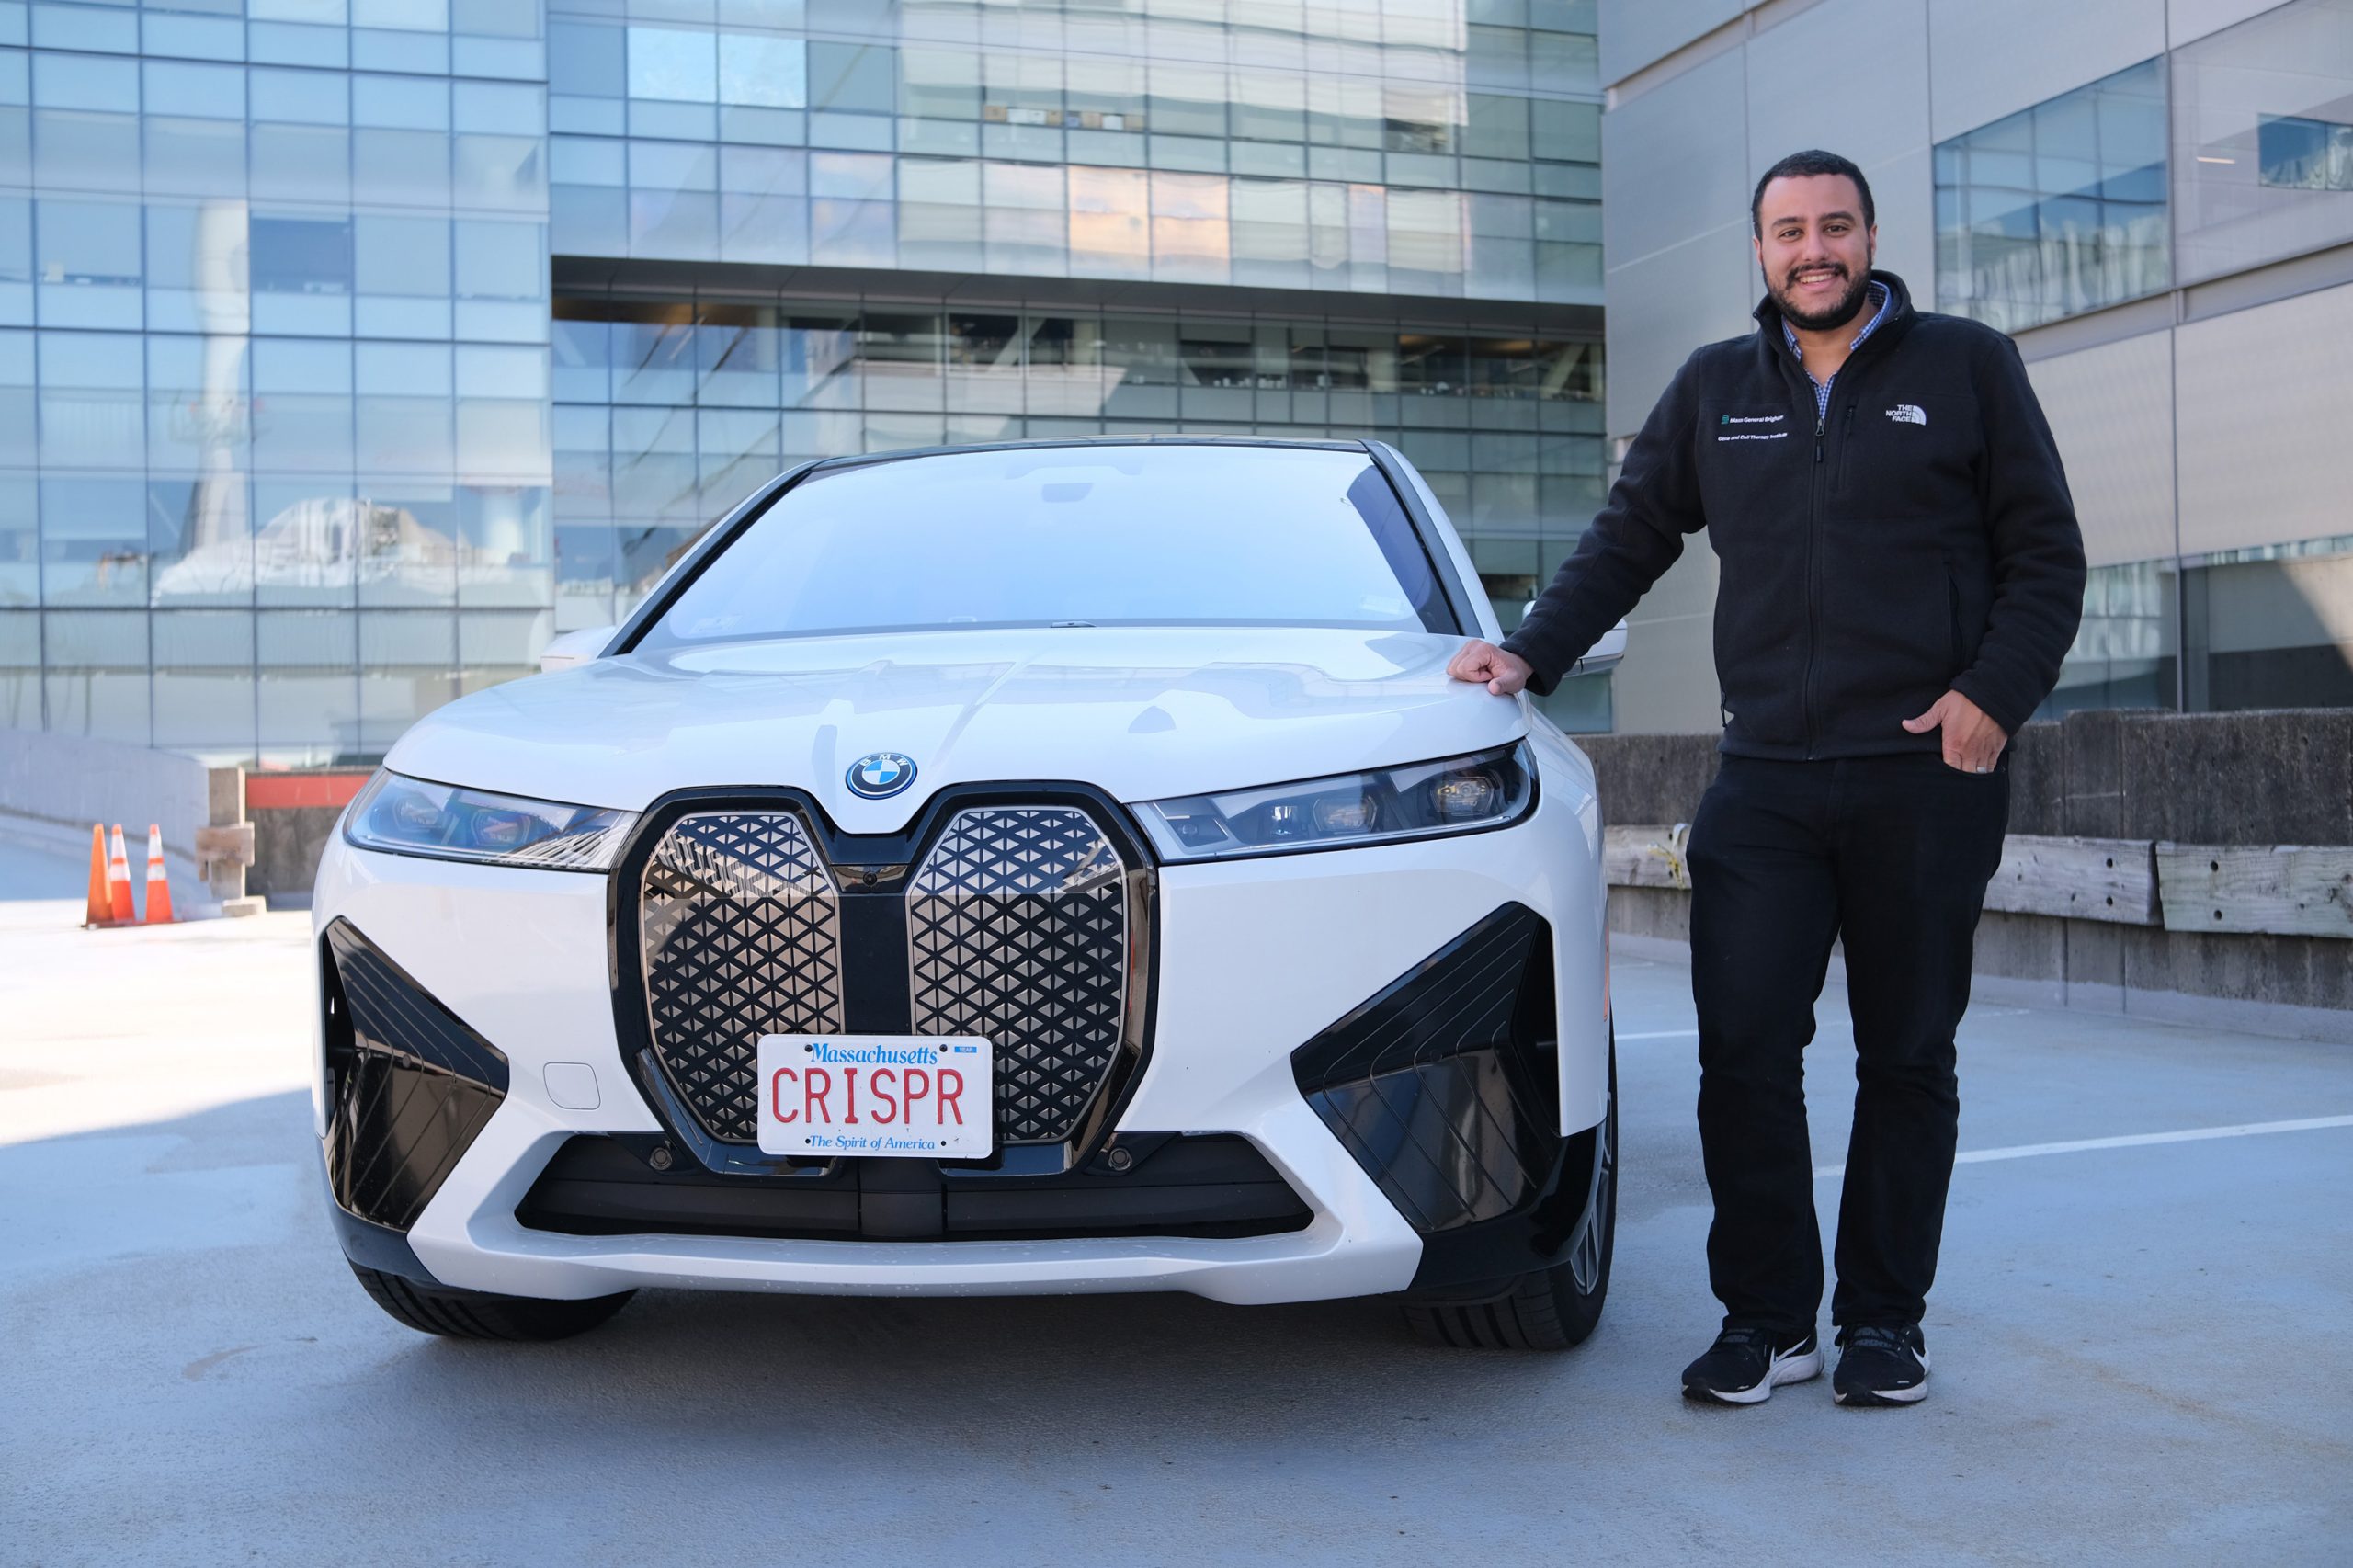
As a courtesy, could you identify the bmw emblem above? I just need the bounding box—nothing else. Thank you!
[847,751,917,800]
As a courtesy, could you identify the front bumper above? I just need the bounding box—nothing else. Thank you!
[311,737,1608,1304]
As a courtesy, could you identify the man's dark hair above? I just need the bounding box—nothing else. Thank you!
[1751,150,1875,236]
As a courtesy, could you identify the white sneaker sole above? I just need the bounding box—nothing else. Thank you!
[1834,1346,1932,1405]
[1686,1345,1824,1405]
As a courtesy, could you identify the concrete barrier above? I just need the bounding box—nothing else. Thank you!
[1583,709,2353,1039]
[245,771,374,905]
[0,728,210,888]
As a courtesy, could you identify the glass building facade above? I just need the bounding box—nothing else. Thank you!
[1932,0,2353,718]
[1,0,1608,766]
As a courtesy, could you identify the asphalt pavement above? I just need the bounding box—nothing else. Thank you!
[3,898,2347,1566]
[0,837,87,902]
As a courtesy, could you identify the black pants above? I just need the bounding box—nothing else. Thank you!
[1685,752,2009,1337]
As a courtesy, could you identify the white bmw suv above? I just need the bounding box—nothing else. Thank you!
[313,437,1620,1350]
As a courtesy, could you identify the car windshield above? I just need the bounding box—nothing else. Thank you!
[634,443,1457,650]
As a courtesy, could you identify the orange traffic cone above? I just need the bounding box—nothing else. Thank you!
[142,824,175,925]
[107,824,137,925]
[85,824,112,926]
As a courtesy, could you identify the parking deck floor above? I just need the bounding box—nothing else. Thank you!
[3,900,2347,1565]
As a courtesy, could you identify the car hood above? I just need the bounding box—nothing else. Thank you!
[383,626,1527,834]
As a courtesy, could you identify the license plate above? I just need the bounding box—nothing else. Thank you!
[756,1035,994,1159]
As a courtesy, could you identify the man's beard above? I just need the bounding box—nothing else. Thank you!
[1771,262,1873,332]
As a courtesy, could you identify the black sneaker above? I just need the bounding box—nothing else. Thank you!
[1680,1327,1823,1405]
[1833,1324,1930,1406]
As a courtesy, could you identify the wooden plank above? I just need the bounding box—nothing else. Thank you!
[1984,835,2159,926]
[2155,844,2353,939]
[1602,824,1690,891]
[1608,828,2161,927]
[1604,828,2353,940]
[195,821,256,868]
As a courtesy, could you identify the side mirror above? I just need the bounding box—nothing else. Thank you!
[1571,619,1629,678]
[540,625,617,674]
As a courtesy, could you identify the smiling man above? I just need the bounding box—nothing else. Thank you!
[1449,149,2086,1407]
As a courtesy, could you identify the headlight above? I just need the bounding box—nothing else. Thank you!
[1139,743,1535,861]
[343,771,638,872]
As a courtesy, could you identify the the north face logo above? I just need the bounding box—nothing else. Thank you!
[1886,403,1927,426]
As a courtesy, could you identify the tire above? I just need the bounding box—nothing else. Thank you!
[1403,1035,1617,1351]
[349,1261,635,1342]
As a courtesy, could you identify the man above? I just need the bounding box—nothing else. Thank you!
[1449,150,2085,1407]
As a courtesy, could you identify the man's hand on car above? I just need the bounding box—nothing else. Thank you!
[1902,688,2008,773]
[1448,640,1535,696]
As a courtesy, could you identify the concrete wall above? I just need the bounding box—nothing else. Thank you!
[1580,709,2353,1025]
[2175,280,2353,557]
[0,728,365,908]
[242,773,375,905]
[0,728,209,886]
[2019,333,2177,568]
[248,806,347,905]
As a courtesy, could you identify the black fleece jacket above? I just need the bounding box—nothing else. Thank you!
[1504,270,2086,758]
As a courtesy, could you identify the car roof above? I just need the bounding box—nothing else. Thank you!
[810,435,1373,474]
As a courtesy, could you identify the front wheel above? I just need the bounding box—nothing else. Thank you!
[349,1262,635,1342]
[1402,1035,1617,1351]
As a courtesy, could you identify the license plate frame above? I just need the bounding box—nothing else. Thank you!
[755,1034,994,1159]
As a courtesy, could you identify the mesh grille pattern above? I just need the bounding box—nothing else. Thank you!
[640,812,844,1143]
[908,807,1129,1145]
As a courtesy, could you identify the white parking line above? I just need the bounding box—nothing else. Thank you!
[1617,1028,1697,1040]
[1813,1114,2353,1180]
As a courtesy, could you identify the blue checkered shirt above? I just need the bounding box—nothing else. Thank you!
[1782,279,1892,424]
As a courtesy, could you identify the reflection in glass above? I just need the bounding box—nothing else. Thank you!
[13,2,1611,758]
[1935,59,2170,331]
[358,609,457,754]
[460,486,553,607]
[152,608,256,756]
[690,306,777,408]
[40,477,147,606]
[2043,559,2169,714]
[2258,115,2353,190]
[43,608,151,744]
[258,608,358,766]
[555,519,618,631]
[0,610,38,727]
[2179,538,2353,711]
[0,478,36,608]
[2175,0,2353,282]
[148,475,252,608]
[629,28,717,104]
[1397,335,1466,398]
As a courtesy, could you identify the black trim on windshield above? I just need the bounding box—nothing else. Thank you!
[608,459,824,657]
[1365,440,1484,640]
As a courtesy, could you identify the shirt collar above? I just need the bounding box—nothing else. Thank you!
[1781,278,1892,367]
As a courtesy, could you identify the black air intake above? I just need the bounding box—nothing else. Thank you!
[321,920,508,1233]
[1291,903,1561,1236]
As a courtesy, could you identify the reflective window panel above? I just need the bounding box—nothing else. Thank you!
[544,2,1604,305]
[2173,0,2353,285]
[2180,536,2353,712]
[1934,59,2170,332]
